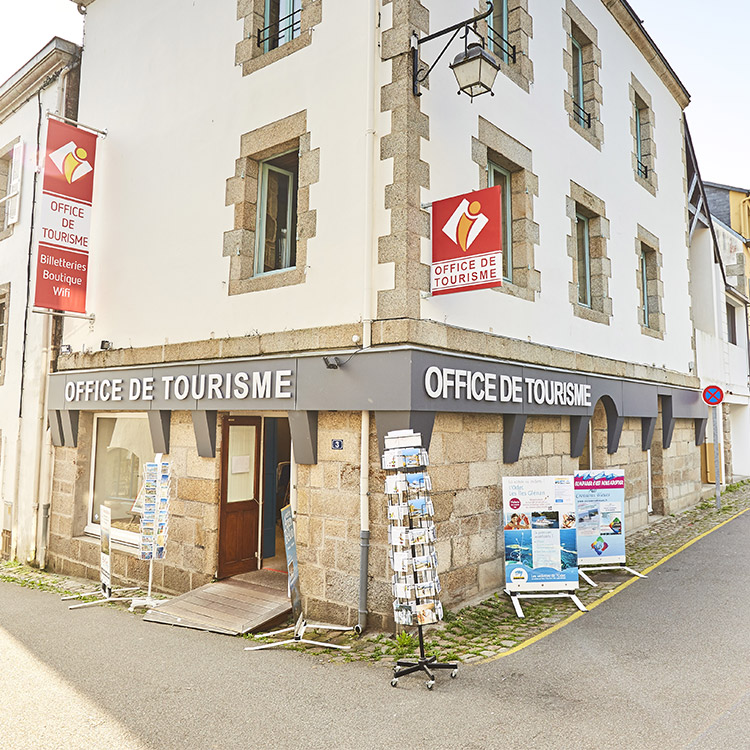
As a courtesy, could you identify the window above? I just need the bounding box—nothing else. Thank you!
[88,414,153,544]
[0,140,22,240]
[472,117,540,301]
[224,111,317,294]
[482,0,533,92]
[236,0,322,77]
[634,226,664,338]
[0,284,8,385]
[571,38,585,127]
[563,1,603,149]
[567,182,611,324]
[640,245,650,327]
[488,0,510,63]
[727,302,738,345]
[256,151,298,274]
[576,213,591,307]
[488,162,513,281]
[629,76,657,194]
[261,0,302,53]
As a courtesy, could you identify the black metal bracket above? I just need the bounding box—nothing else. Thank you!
[412,2,494,96]
[257,7,302,49]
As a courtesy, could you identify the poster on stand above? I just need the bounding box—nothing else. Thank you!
[575,470,626,565]
[502,475,578,592]
[281,504,302,620]
[100,504,112,597]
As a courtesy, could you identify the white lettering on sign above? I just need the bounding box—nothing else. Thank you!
[424,367,591,407]
[63,369,295,404]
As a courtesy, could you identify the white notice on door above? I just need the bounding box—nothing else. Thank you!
[231,455,251,474]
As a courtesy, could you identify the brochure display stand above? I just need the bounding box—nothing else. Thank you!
[502,475,587,619]
[131,455,171,611]
[575,470,646,587]
[384,430,457,690]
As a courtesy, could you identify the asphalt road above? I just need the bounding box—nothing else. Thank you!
[1,512,749,750]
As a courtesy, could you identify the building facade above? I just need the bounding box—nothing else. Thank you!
[4,1,724,628]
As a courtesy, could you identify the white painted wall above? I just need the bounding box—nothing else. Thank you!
[420,0,694,375]
[0,80,63,561]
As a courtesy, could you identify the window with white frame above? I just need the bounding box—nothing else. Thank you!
[488,161,513,282]
[0,139,23,239]
[0,284,9,385]
[256,150,298,275]
[262,0,302,53]
[88,414,153,543]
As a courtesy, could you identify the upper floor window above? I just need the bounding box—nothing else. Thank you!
[563,1,603,149]
[488,161,513,282]
[727,301,738,345]
[256,150,299,275]
[488,0,510,63]
[0,140,23,241]
[635,226,664,338]
[629,76,657,195]
[261,0,302,53]
[0,283,9,386]
[576,212,591,307]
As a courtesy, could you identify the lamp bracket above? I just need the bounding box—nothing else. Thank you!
[412,2,494,96]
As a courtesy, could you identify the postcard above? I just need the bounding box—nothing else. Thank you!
[415,601,437,625]
[387,504,410,521]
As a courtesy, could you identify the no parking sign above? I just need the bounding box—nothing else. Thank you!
[702,385,724,406]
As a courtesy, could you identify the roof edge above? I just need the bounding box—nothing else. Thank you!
[603,0,690,109]
[0,38,81,123]
[704,181,750,195]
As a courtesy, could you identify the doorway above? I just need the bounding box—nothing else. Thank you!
[218,416,262,578]
[261,417,291,571]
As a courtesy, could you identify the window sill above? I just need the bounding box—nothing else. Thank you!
[634,171,657,196]
[573,304,611,325]
[82,525,139,550]
[229,264,305,295]
[640,325,664,340]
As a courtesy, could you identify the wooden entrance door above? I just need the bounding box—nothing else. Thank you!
[218,416,262,578]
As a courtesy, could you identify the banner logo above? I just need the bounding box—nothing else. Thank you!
[442,199,489,252]
[49,141,93,184]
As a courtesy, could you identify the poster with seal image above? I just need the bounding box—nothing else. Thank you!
[502,475,578,592]
[575,470,626,565]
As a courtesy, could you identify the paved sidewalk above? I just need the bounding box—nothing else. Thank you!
[3,482,749,666]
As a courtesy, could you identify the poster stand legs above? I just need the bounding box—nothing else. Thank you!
[129,557,168,611]
[245,613,353,651]
[505,589,588,619]
[64,587,139,610]
[578,565,647,587]
[391,622,457,689]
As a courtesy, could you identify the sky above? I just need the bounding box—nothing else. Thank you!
[0,0,748,189]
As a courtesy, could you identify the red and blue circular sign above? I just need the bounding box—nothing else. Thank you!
[702,385,724,406]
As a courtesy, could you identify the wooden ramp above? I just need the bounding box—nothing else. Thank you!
[143,570,291,635]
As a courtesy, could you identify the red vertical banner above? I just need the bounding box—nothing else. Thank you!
[34,118,99,313]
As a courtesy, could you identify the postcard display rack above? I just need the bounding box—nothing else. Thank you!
[130,454,171,611]
[384,429,457,689]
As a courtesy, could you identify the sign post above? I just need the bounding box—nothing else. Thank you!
[702,385,724,510]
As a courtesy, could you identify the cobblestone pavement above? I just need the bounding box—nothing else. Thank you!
[3,483,749,667]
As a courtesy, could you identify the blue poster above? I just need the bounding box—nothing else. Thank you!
[502,476,579,592]
[575,471,626,565]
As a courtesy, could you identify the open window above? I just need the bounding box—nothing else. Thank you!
[0,140,23,240]
[260,0,302,53]
[256,150,299,275]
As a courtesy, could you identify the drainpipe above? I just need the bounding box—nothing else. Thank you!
[356,0,379,635]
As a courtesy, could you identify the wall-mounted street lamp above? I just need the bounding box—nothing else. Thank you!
[412,2,500,101]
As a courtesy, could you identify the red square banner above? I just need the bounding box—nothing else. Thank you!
[42,119,98,205]
[431,185,503,295]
